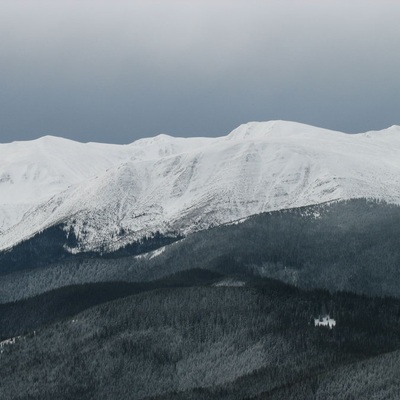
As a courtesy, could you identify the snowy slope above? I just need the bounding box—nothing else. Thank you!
[1,121,400,252]
[0,134,212,233]
[0,136,130,232]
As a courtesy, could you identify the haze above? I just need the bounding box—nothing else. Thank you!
[1,0,400,143]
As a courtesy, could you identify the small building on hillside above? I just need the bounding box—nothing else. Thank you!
[314,315,336,329]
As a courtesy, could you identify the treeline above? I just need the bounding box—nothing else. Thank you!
[2,198,400,303]
[0,223,181,275]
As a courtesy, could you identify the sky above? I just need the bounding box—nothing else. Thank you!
[1,0,400,144]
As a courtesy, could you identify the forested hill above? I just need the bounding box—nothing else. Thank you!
[2,198,400,399]
[136,198,400,298]
[1,198,400,302]
[2,274,400,399]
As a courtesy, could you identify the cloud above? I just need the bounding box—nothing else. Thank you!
[1,0,400,142]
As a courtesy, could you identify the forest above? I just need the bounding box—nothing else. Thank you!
[2,272,400,399]
[1,199,400,398]
[2,198,400,302]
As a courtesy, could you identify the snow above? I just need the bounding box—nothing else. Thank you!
[149,247,166,260]
[0,136,132,233]
[213,279,246,287]
[0,336,21,353]
[0,337,18,346]
[1,120,400,253]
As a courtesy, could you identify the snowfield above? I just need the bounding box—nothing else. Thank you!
[1,120,400,252]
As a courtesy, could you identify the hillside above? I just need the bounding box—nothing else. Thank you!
[2,275,400,400]
[2,199,400,302]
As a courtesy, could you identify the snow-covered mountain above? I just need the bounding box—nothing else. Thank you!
[1,120,400,252]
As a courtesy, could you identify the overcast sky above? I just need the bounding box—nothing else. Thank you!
[1,0,400,143]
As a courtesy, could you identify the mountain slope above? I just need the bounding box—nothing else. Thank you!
[1,121,400,253]
[0,136,129,232]
[2,199,400,302]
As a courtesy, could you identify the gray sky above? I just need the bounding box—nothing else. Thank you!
[1,0,400,143]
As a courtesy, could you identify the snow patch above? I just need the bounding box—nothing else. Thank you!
[149,246,166,260]
[213,279,246,287]
[0,336,21,353]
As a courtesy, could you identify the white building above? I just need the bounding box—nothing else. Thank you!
[314,315,336,329]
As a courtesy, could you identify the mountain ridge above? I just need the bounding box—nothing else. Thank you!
[1,120,400,253]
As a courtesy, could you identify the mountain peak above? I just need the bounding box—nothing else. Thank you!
[33,135,77,145]
[131,133,176,146]
[225,120,338,141]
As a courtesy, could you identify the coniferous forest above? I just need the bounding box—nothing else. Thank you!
[2,199,400,399]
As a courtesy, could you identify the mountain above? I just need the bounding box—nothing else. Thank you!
[0,135,131,232]
[3,123,400,399]
[1,121,400,254]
